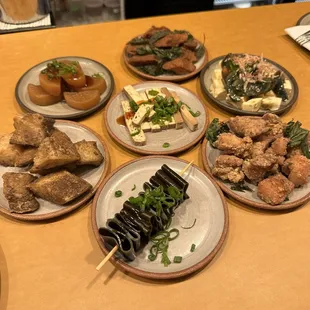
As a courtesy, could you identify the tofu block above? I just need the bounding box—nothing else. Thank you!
[284,79,292,96]
[180,105,198,131]
[150,122,161,133]
[261,97,282,111]
[167,117,176,129]
[141,122,151,132]
[146,88,166,101]
[139,92,149,101]
[121,100,146,145]
[132,104,150,126]
[124,85,145,104]
[242,98,262,112]
[209,69,227,100]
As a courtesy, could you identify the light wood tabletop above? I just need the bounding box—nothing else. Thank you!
[1,3,310,310]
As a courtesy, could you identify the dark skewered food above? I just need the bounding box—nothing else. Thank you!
[99,164,189,262]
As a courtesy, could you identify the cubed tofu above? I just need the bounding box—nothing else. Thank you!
[261,97,282,111]
[124,85,145,104]
[242,98,262,112]
[150,123,161,133]
[210,69,226,99]
[121,100,146,145]
[132,104,150,126]
[167,117,176,129]
[180,105,198,131]
[139,92,149,102]
[209,83,227,100]
[146,88,166,101]
[284,79,292,96]
[141,122,151,132]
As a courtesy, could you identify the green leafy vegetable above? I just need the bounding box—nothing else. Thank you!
[190,244,196,252]
[163,142,170,148]
[136,45,153,55]
[149,30,170,45]
[129,36,149,45]
[173,256,182,263]
[115,190,122,198]
[129,100,139,112]
[206,118,230,147]
[131,184,136,191]
[148,90,159,96]
[284,120,309,148]
[136,64,164,76]
[174,29,194,40]
[181,219,196,230]
[230,183,253,193]
[153,47,182,61]
[130,128,141,136]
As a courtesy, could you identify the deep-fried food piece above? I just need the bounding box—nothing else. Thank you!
[212,155,244,183]
[28,170,92,205]
[215,133,253,158]
[30,129,80,173]
[282,155,310,187]
[74,140,103,166]
[10,114,54,147]
[251,141,270,158]
[143,26,170,38]
[257,174,294,205]
[271,137,290,156]
[228,116,268,138]
[287,147,303,158]
[0,134,36,167]
[242,153,278,183]
[3,172,39,213]
[257,114,284,143]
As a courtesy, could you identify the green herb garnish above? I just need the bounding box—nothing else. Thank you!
[190,244,196,252]
[206,118,230,147]
[284,120,309,151]
[230,183,253,193]
[284,196,290,202]
[130,128,141,136]
[92,73,104,79]
[181,219,197,230]
[148,228,180,267]
[128,36,149,45]
[129,100,139,112]
[115,190,122,197]
[163,142,170,148]
[173,256,182,264]
[148,90,159,96]
[131,184,136,191]
[181,102,201,117]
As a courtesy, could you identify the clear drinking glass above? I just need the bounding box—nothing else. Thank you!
[0,0,51,24]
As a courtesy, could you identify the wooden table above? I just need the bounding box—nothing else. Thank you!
[1,3,310,310]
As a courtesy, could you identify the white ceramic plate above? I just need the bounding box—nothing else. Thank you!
[200,55,298,116]
[15,56,114,119]
[0,121,110,221]
[201,139,310,210]
[104,81,209,155]
[297,13,310,25]
[91,156,228,280]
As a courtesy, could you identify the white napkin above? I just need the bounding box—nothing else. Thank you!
[285,25,310,51]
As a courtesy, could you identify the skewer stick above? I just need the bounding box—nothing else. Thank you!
[95,160,194,271]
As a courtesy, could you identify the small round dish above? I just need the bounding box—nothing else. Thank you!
[201,139,310,211]
[91,156,228,280]
[297,12,310,25]
[200,55,299,116]
[104,81,209,155]
[123,44,208,82]
[0,121,110,221]
[15,56,115,120]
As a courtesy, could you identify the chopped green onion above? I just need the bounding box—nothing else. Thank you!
[129,100,139,112]
[181,219,197,230]
[190,244,196,252]
[130,128,141,136]
[131,184,136,191]
[92,73,104,79]
[114,190,122,198]
[148,90,159,96]
[163,142,170,148]
[173,256,182,263]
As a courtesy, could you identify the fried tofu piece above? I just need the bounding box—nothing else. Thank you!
[28,170,92,205]
[212,155,244,183]
[257,174,294,205]
[128,55,159,66]
[282,155,310,187]
[0,134,36,167]
[74,140,103,166]
[30,129,80,173]
[215,133,253,158]
[228,116,269,138]
[154,33,188,48]
[3,172,39,213]
[162,58,196,75]
[10,114,54,147]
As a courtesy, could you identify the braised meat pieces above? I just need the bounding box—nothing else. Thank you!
[126,26,204,76]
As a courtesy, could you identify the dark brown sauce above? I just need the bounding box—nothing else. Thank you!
[116,115,126,127]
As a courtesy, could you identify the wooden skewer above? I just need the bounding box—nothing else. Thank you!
[96,160,194,271]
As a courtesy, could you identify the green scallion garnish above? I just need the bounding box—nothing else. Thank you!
[131,184,136,191]
[173,256,182,263]
[163,142,170,148]
[115,190,122,198]
[190,244,196,252]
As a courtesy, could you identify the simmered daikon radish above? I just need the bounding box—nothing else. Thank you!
[64,90,100,110]
[27,84,62,106]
